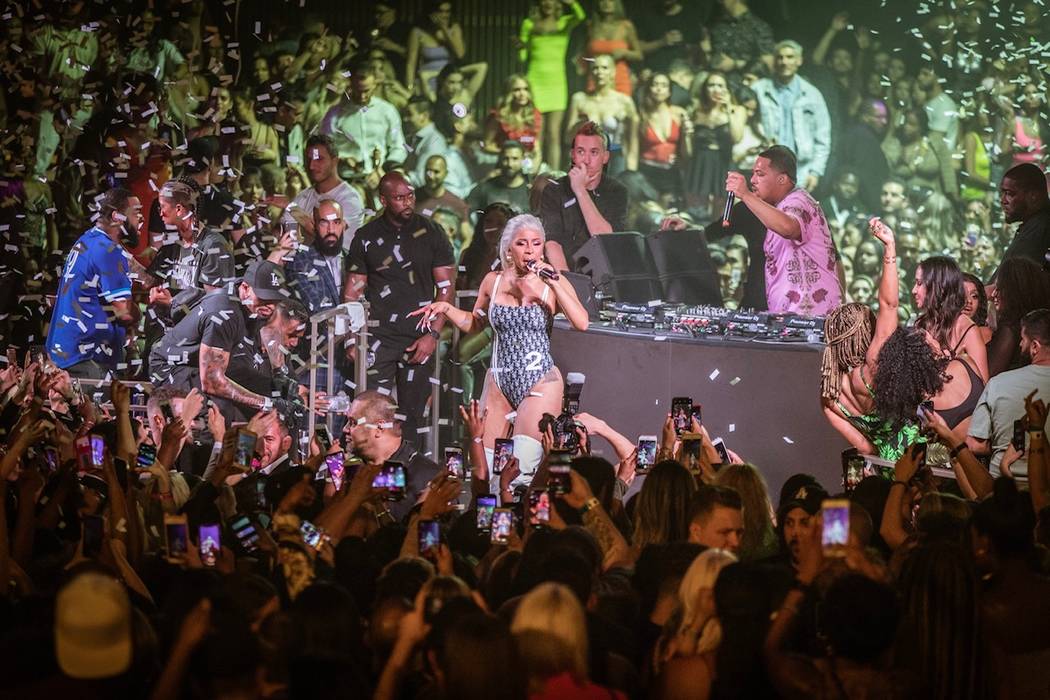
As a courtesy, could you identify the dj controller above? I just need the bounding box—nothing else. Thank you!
[599,302,826,344]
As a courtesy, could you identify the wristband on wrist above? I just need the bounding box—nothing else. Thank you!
[949,443,969,460]
[579,497,600,514]
[1028,429,1045,437]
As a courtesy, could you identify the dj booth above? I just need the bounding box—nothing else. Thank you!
[549,230,845,495]
[550,319,844,496]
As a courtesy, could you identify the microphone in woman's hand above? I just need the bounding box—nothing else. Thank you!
[527,260,559,281]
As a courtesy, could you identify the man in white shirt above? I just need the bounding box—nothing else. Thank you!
[320,60,408,177]
[968,309,1050,477]
[403,96,472,198]
[286,134,365,251]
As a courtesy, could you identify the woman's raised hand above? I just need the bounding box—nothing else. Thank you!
[869,216,895,248]
[408,301,452,333]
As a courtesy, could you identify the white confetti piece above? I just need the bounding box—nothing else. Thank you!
[783,436,794,444]
[505,411,517,420]
[709,369,720,381]
[730,377,741,386]
[729,424,735,432]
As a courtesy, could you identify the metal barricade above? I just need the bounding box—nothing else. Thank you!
[306,301,369,437]
[71,377,152,419]
[428,289,480,455]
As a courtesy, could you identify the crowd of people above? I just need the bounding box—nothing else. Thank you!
[2,0,1050,697]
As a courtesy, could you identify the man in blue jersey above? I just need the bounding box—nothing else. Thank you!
[46,187,141,379]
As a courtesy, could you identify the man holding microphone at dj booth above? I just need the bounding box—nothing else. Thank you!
[723,144,843,317]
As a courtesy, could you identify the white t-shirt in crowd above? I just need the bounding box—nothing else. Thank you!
[968,363,1050,477]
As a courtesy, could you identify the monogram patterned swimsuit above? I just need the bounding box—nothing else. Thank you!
[488,272,554,409]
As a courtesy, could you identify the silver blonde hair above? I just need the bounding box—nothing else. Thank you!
[498,213,545,271]
[674,548,737,654]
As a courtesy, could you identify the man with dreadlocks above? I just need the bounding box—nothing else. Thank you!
[820,218,922,460]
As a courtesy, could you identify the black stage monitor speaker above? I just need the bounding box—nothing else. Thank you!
[572,232,663,304]
[647,228,724,306]
[561,271,601,320]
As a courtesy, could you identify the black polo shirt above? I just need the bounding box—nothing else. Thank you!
[347,212,455,343]
[540,174,629,264]
[1003,205,1050,268]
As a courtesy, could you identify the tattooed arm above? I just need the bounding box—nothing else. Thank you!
[582,501,634,571]
[562,470,634,570]
[199,344,269,410]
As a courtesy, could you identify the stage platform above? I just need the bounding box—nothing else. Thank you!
[550,320,846,497]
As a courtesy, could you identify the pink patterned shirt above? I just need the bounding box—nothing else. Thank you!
[763,188,842,316]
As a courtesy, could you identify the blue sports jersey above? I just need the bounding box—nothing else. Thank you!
[46,228,133,369]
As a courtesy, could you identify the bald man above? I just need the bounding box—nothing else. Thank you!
[344,173,455,442]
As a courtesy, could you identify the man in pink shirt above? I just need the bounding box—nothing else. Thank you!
[726,145,842,316]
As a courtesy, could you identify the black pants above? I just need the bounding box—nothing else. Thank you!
[367,335,434,447]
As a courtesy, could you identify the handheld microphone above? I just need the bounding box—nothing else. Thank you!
[527,260,560,281]
[722,192,735,228]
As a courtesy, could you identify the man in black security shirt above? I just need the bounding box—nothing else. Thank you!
[995,162,1050,278]
[343,390,441,523]
[344,172,456,442]
[541,121,629,272]
[150,260,296,422]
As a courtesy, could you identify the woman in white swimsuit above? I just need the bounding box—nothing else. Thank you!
[410,214,589,486]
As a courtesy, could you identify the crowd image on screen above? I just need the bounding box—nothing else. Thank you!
[1,0,1050,698]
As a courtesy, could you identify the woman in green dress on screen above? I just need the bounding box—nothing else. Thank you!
[518,0,586,170]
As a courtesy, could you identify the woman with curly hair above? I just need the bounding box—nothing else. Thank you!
[821,218,919,459]
[871,327,947,432]
[986,257,1050,377]
[912,256,989,382]
[875,319,986,442]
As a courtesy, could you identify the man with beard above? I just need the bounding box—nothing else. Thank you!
[751,41,831,192]
[286,134,365,251]
[150,260,296,423]
[968,309,1050,478]
[773,475,827,570]
[283,198,352,393]
[46,187,141,379]
[995,163,1050,274]
[415,155,471,243]
[467,140,531,219]
[725,145,842,315]
[344,172,455,442]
